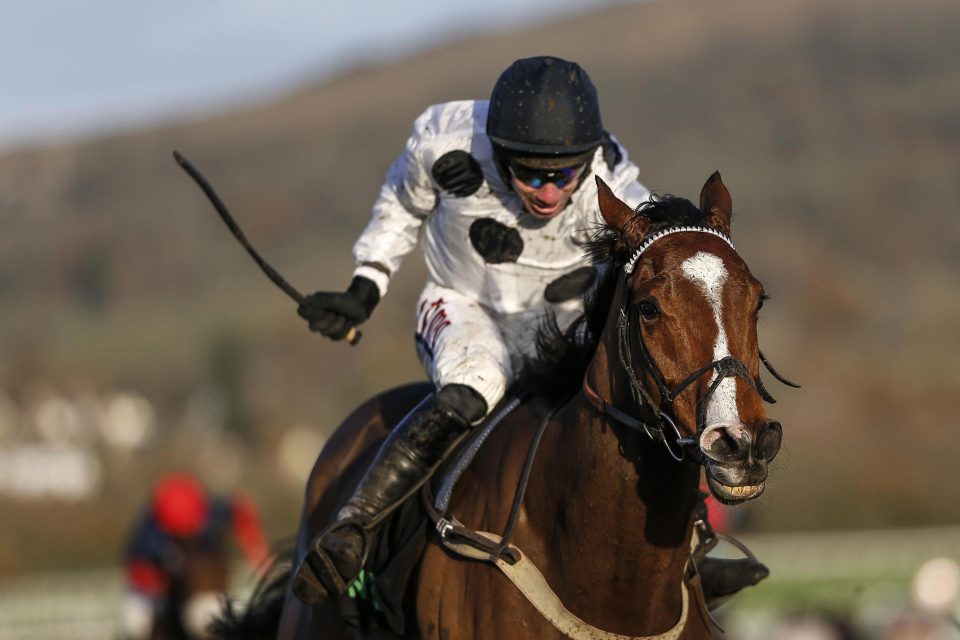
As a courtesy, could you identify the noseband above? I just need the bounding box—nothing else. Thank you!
[583,226,799,462]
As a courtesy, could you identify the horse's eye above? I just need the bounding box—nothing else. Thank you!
[758,293,769,312]
[637,299,660,321]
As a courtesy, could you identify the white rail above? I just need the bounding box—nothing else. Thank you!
[1,527,958,639]
[0,568,256,640]
[737,525,960,582]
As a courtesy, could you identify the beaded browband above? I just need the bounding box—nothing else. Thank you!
[623,226,735,275]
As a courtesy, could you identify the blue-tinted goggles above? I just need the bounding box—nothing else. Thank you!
[508,162,586,189]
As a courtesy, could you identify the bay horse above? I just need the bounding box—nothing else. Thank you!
[148,539,230,640]
[232,172,786,639]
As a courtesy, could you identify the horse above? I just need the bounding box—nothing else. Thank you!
[228,172,787,640]
[122,477,270,640]
[143,538,230,640]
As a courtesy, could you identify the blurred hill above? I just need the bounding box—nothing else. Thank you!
[0,0,958,572]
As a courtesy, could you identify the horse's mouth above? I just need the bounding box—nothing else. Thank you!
[707,477,765,505]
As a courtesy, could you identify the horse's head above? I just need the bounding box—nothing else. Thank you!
[595,173,787,505]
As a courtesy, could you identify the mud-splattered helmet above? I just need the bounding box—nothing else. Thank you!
[487,56,604,169]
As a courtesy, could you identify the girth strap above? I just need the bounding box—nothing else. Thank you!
[440,529,689,640]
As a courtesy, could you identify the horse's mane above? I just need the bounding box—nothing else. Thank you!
[210,549,292,639]
[522,194,707,401]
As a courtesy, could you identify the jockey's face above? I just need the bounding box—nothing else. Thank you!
[509,162,585,220]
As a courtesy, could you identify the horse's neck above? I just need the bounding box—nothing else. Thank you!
[527,337,699,629]
[585,335,699,514]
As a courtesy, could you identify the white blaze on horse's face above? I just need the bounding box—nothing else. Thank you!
[680,251,739,426]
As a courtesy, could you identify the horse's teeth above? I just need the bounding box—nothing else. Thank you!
[718,482,762,496]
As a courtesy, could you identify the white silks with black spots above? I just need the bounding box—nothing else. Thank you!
[350,100,650,412]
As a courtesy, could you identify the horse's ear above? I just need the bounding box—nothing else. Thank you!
[596,176,636,232]
[699,171,732,237]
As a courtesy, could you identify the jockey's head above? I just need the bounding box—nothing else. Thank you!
[152,473,209,538]
[487,56,604,220]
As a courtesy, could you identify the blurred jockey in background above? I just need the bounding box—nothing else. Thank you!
[120,472,268,640]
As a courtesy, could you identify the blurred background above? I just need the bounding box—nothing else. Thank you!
[0,0,958,637]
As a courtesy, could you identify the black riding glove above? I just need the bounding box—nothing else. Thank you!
[298,276,380,341]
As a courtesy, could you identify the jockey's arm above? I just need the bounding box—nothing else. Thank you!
[351,108,439,298]
[230,493,270,572]
[124,558,170,597]
[621,180,652,210]
[601,133,651,211]
[298,109,437,340]
[121,512,172,599]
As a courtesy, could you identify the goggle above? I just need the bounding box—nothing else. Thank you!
[508,162,586,189]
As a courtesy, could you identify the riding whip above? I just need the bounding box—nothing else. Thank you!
[173,151,361,345]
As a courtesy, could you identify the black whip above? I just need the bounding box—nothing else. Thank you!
[173,150,361,345]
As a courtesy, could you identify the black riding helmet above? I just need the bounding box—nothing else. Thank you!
[487,56,604,171]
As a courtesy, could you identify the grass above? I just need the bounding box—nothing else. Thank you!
[728,571,911,612]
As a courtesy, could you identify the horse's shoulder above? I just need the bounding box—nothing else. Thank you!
[448,394,556,521]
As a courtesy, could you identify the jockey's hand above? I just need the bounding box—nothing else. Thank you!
[298,276,380,341]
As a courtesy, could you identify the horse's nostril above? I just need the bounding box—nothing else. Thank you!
[699,423,749,463]
[756,421,783,462]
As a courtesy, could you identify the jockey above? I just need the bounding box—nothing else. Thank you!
[294,56,767,606]
[120,473,269,640]
[294,55,644,601]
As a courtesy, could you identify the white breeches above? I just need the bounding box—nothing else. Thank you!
[415,281,581,413]
[120,591,155,640]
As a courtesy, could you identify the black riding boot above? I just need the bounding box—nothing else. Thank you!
[292,384,486,605]
[698,556,769,609]
[691,497,769,610]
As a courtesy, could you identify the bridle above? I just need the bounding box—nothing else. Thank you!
[583,226,799,462]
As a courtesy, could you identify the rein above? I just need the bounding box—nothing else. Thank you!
[583,226,799,462]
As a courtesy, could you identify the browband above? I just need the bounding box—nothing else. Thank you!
[624,226,735,275]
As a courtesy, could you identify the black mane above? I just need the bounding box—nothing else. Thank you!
[521,194,707,401]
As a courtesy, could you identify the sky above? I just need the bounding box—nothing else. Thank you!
[0,0,617,151]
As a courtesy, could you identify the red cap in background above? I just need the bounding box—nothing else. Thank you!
[152,473,209,537]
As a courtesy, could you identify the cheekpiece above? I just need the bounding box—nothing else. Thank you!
[623,226,736,275]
